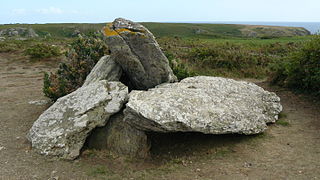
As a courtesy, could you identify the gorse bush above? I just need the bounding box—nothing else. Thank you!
[271,35,320,96]
[24,43,60,59]
[43,34,108,101]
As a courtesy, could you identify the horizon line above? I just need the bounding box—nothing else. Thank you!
[1,20,320,25]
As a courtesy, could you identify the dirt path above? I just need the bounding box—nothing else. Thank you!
[0,53,319,180]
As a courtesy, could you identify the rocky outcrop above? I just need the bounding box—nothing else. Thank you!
[103,18,177,90]
[0,27,39,38]
[125,76,282,135]
[27,81,128,160]
[83,55,122,86]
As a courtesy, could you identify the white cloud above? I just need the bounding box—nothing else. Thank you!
[36,7,63,15]
[12,9,27,15]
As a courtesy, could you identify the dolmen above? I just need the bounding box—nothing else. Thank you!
[27,18,282,160]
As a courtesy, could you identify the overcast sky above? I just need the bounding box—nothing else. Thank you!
[1,0,320,24]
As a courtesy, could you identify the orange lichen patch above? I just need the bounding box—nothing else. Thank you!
[103,23,133,37]
[103,25,119,36]
[115,28,132,34]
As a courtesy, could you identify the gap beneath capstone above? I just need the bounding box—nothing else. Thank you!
[83,115,262,160]
[147,132,261,159]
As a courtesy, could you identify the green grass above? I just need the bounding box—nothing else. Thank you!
[159,35,311,79]
[276,113,290,126]
[1,22,310,39]
[87,165,110,177]
[1,22,314,89]
[276,120,290,126]
[201,36,311,45]
[141,22,245,38]
[0,23,105,38]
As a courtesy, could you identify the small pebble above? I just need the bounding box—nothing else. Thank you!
[28,100,50,106]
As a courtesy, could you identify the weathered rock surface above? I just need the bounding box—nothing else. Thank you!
[125,76,282,135]
[27,81,128,160]
[87,112,150,158]
[0,27,39,38]
[103,18,177,90]
[83,55,122,86]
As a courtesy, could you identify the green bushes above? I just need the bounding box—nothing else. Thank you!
[43,34,108,101]
[271,35,320,96]
[0,42,18,53]
[24,43,61,59]
[188,46,254,70]
[165,52,196,80]
[0,40,24,53]
[158,37,302,79]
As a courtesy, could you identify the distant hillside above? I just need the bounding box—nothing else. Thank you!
[0,22,311,39]
[142,23,311,38]
[239,25,311,38]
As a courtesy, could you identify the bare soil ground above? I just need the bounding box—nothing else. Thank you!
[0,53,319,180]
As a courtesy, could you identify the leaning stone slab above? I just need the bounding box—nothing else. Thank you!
[27,81,128,160]
[103,18,177,90]
[125,76,282,135]
[83,55,122,86]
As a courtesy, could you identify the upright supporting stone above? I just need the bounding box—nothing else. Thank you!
[27,81,128,160]
[87,112,150,158]
[83,55,122,86]
[103,18,177,90]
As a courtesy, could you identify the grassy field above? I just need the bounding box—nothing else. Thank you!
[0,22,311,38]
[142,23,245,38]
[0,22,314,89]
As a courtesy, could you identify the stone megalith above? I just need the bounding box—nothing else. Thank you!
[27,81,128,160]
[124,76,282,135]
[103,18,177,90]
[86,112,150,158]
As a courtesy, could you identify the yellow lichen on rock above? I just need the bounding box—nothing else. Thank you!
[103,23,133,37]
[103,24,119,36]
[116,28,132,34]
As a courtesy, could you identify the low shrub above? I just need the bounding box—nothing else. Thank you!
[158,37,302,79]
[43,34,108,101]
[0,42,18,53]
[165,51,196,80]
[0,40,23,53]
[184,43,272,78]
[24,43,60,59]
[271,35,320,96]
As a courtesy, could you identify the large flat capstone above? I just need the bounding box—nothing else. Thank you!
[27,81,128,160]
[124,76,282,135]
